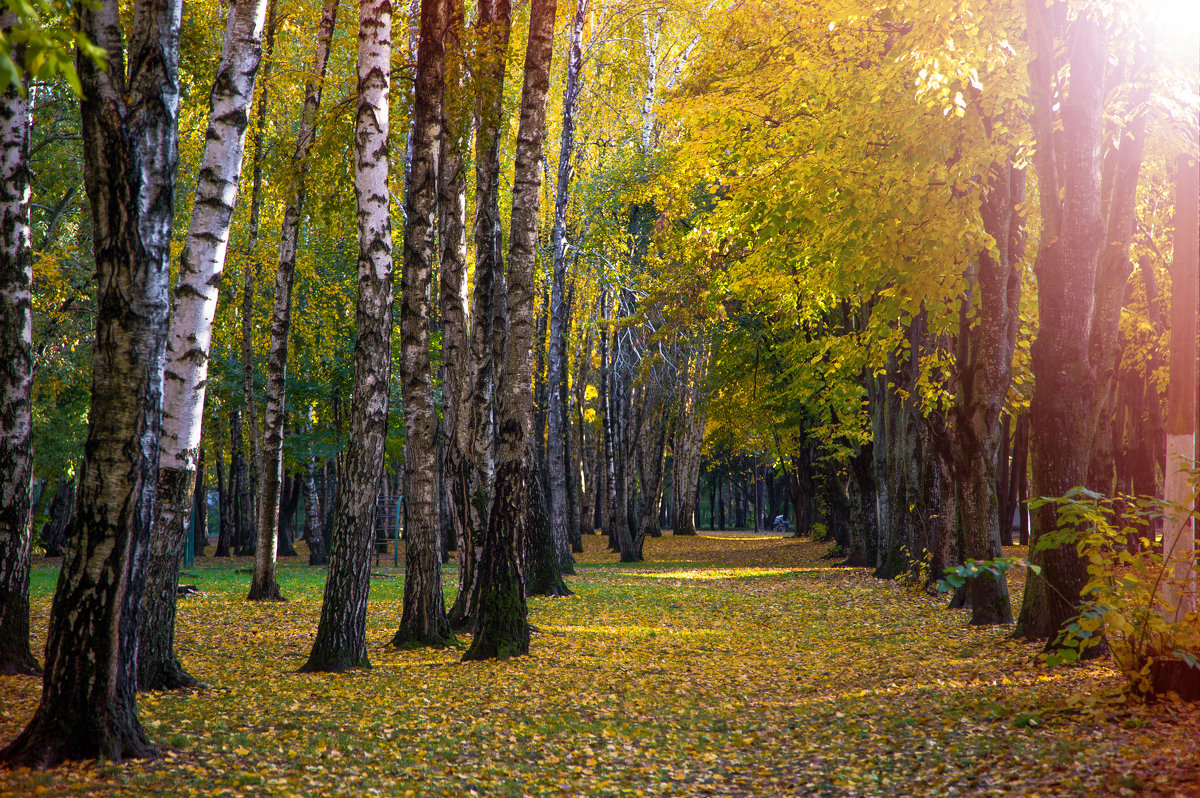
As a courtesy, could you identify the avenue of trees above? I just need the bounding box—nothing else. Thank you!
[0,0,1196,768]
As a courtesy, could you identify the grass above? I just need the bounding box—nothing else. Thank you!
[1,533,1198,796]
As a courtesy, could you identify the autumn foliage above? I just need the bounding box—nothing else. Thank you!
[3,534,1199,796]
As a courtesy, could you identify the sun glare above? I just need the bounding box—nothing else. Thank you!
[1147,0,1200,62]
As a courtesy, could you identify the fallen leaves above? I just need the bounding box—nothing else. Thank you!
[0,533,1198,796]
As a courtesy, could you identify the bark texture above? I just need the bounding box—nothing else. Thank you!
[252,0,339,602]
[0,17,39,677]
[301,0,393,672]
[951,162,1024,626]
[546,0,586,573]
[446,0,512,631]
[464,0,558,661]
[393,0,453,650]
[1016,6,1107,644]
[0,0,181,767]
[142,0,270,690]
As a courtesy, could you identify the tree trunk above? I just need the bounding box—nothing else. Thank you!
[215,433,233,557]
[230,409,255,554]
[37,478,74,558]
[634,402,669,559]
[523,450,571,596]
[301,0,394,672]
[951,161,1024,626]
[239,0,277,578]
[393,0,453,650]
[547,0,585,569]
[0,0,180,766]
[446,0,512,632]
[437,0,472,609]
[672,336,707,536]
[143,0,271,688]
[303,459,325,565]
[192,447,208,557]
[0,20,39,676]
[600,289,636,560]
[1085,51,1151,497]
[464,0,558,661]
[277,473,300,556]
[1162,152,1198,622]
[251,0,339,602]
[1016,8,1107,645]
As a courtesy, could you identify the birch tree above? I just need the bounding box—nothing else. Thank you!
[0,11,38,677]
[446,0,512,630]
[140,0,270,690]
[546,0,587,573]
[392,0,454,649]
[0,0,181,766]
[463,0,558,660]
[249,0,340,601]
[301,0,395,672]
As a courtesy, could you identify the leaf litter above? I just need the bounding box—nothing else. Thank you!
[1,534,1197,796]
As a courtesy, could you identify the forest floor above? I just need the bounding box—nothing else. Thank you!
[1,533,1199,797]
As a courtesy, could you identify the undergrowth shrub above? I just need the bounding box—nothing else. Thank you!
[939,476,1199,700]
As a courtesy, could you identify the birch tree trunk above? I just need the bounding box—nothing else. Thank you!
[142,0,271,689]
[600,289,635,559]
[392,0,453,649]
[672,336,707,536]
[301,0,395,672]
[437,0,471,609]
[250,0,340,601]
[0,0,181,767]
[446,0,512,631]
[0,19,39,676]
[239,0,278,570]
[546,0,586,573]
[463,0,559,661]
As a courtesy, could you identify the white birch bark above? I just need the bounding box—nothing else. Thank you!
[142,0,271,686]
[0,15,39,676]
[302,0,396,670]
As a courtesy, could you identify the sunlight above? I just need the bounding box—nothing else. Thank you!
[1145,0,1200,61]
[633,567,810,580]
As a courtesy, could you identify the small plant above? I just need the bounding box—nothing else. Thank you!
[1029,486,1198,698]
[938,479,1200,700]
[895,545,936,595]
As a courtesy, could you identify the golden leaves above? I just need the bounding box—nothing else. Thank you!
[1,536,1199,796]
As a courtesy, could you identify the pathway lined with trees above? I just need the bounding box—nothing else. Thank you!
[0,0,1196,778]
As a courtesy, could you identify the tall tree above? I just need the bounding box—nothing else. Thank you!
[546,0,587,573]
[0,11,39,677]
[446,0,512,630]
[1163,153,1198,621]
[392,0,454,649]
[239,0,279,574]
[463,0,558,660]
[0,0,181,766]
[950,161,1024,626]
[438,0,472,615]
[301,0,394,672]
[249,0,340,601]
[1015,2,1109,644]
[140,0,270,691]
